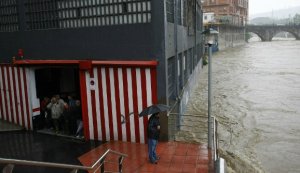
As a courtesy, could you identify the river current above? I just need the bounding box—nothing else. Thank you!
[178,40,300,173]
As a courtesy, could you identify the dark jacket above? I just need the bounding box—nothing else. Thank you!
[72,106,82,120]
[147,114,160,140]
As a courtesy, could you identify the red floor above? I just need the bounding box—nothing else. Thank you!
[78,141,214,173]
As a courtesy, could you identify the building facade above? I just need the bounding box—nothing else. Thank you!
[202,0,248,26]
[0,0,204,142]
[203,12,215,24]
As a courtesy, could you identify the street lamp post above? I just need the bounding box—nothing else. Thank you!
[202,28,219,149]
[207,43,213,149]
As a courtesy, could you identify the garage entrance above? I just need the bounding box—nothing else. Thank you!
[35,67,80,98]
[33,67,82,139]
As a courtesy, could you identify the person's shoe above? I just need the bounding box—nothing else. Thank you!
[150,160,158,164]
[156,156,160,160]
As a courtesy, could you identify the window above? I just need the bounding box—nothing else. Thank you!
[25,0,152,30]
[166,0,174,23]
[177,0,182,25]
[0,0,19,32]
[168,56,176,99]
[182,0,187,26]
[184,51,188,83]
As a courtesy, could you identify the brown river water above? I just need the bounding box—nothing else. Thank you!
[176,40,300,173]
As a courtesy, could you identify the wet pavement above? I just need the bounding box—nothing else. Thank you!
[0,131,213,173]
[79,141,213,173]
[0,131,103,173]
[0,120,213,173]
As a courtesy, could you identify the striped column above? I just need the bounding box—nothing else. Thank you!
[81,66,157,143]
[0,65,32,130]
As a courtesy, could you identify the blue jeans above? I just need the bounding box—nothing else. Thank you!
[148,138,158,163]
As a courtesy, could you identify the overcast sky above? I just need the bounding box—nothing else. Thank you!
[249,0,300,15]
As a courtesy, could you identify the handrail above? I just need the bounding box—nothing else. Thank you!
[169,113,219,159]
[167,113,207,118]
[0,158,90,170]
[91,149,127,168]
[0,149,128,173]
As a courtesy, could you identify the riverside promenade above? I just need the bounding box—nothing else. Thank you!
[0,120,213,173]
[80,141,213,173]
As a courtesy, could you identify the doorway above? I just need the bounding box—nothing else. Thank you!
[35,67,80,98]
[33,67,83,139]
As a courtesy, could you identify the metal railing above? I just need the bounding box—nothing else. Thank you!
[167,112,220,160]
[0,149,128,173]
[213,116,219,161]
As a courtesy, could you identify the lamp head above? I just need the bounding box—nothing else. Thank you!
[202,28,219,46]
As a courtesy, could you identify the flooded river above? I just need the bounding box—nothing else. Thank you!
[177,40,300,173]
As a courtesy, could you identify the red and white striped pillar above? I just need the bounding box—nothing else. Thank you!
[0,64,34,130]
[79,61,158,143]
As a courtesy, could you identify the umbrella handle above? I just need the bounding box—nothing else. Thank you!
[121,112,135,124]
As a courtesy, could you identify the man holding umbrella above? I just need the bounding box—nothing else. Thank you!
[139,104,169,164]
[147,112,161,164]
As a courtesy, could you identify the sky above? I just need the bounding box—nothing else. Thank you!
[249,0,300,15]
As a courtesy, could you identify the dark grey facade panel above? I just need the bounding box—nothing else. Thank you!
[150,0,166,103]
[0,24,154,62]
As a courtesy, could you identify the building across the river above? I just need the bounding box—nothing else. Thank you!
[202,0,249,26]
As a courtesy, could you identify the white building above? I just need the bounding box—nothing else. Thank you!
[203,12,215,24]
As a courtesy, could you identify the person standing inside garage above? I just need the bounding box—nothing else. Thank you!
[47,96,64,133]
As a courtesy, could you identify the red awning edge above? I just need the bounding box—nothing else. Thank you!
[13,59,158,68]
[13,59,80,65]
[91,60,158,67]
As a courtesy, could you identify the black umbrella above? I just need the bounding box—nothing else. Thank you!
[139,104,170,117]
